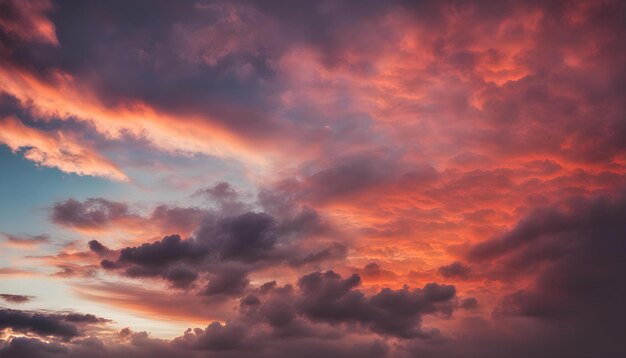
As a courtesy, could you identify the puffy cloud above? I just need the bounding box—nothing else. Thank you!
[97,205,346,293]
[0,333,391,358]
[0,308,109,343]
[0,267,455,356]
[50,197,208,236]
[0,309,103,341]
[87,240,109,256]
[199,212,277,262]
[117,234,203,267]
[459,297,478,310]
[352,263,399,281]
[174,322,248,351]
[195,182,239,202]
[0,337,68,358]
[241,270,457,339]
[202,265,250,296]
[194,182,251,214]
[51,198,138,230]
[437,262,472,280]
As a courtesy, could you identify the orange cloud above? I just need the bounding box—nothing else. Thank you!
[0,65,268,167]
[73,282,232,325]
[0,267,38,277]
[0,0,58,45]
[0,116,128,181]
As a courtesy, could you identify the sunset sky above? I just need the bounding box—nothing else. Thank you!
[0,0,625,357]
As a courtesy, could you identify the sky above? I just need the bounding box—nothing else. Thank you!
[0,0,624,357]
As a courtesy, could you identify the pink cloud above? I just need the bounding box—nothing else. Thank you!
[0,116,128,181]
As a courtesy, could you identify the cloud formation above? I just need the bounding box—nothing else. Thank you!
[0,117,127,180]
[0,294,33,304]
[0,0,624,357]
[0,308,108,341]
[98,207,347,294]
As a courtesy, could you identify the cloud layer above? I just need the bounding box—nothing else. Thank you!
[0,0,624,357]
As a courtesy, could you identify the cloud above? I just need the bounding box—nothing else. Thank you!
[464,190,626,355]
[0,333,390,358]
[202,265,250,296]
[72,281,233,323]
[241,270,457,339]
[1,233,49,248]
[0,337,68,358]
[459,297,478,310]
[0,0,625,357]
[117,234,203,267]
[0,0,58,44]
[174,321,248,351]
[0,308,109,343]
[0,309,78,341]
[194,182,250,214]
[51,198,139,230]
[0,117,127,181]
[87,240,110,256]
[0,294,33,304]
[0,268,33,277]
[437,262,472,280]
[288,243,348,267]
[50,198,208,236]
[62,313,109,325]
[98,204,345,292]
[199,212,277,262]
[195,182,239,202]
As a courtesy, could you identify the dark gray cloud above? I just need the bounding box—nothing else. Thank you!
[194,182,250,214]
[195,182,239,202]
[0,309,77,341]
[149,205,210,234]
[0,308,110,343]
[240,270,457,339]
[437,261,472,280]
[288,242,347,267]
[459,297,478,310]
[175,321,248,351]
[161,266,199,290]
[0,266,454,357]
[0,294,33,304]
[100,206,345,293]
[199,212,276,262]
[1,233,49,247]
[202,265,250,296]
[51,198,138,230]
[352,263,399,280]
[464,190,626,356]
[62,313,109,324]
[87,240,109,255]
[118,234,204,267]
[0,337,68,358]
[50,198,209,233]
[260,152,407,208]
[0,334,390,358]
